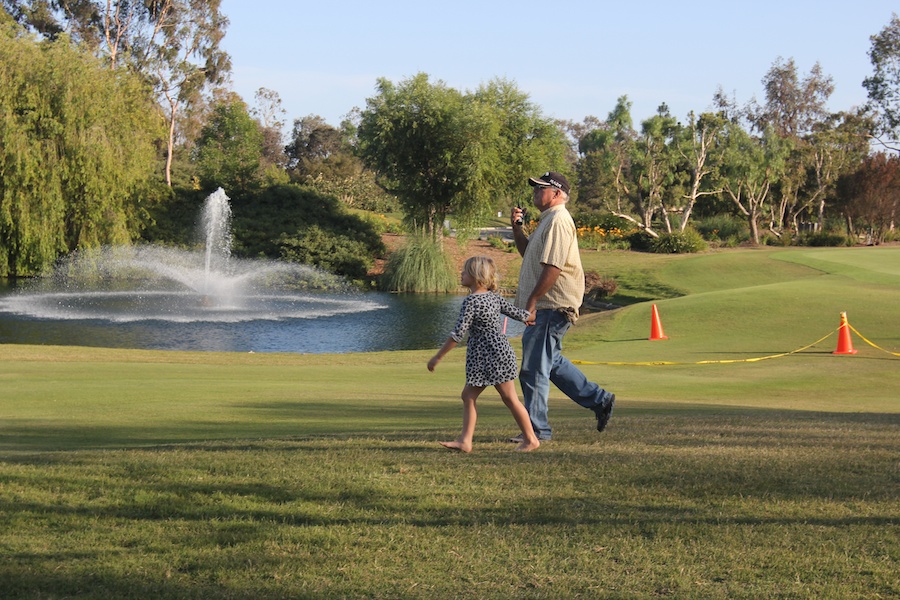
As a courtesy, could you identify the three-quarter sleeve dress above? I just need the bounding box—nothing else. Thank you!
[449,292,531,387]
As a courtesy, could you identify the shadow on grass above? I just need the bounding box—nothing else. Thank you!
[2,406,897,598]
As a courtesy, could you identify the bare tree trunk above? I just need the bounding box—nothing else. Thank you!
[612,212,659,238]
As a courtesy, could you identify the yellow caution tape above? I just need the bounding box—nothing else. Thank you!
[571,322,899,366]
[848,324,900,357]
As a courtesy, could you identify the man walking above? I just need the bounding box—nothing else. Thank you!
[510,171,615,442]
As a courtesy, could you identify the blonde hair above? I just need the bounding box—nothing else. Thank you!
[463,255,499,291]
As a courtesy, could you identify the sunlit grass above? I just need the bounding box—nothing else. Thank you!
[1,246,898,598]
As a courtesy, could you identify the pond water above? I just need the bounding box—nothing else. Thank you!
[0,189,532,354]
[0,281,526,354]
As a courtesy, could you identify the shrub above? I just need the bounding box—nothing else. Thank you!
[651,229,709,254]
[626,231,655,252]
[800,232,853,247]
[695,215,749,243]
[231,184,385,260]
[278,226,373,278]
[380,235,457,292]
[763,231,794,246]
[486,234,515,252]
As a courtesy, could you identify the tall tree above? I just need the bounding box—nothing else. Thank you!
[574,96,638,216]
[0,25,162,276]
[470,78,568,216]
[625,104,680,234]
[358,74,567,239]
[836,152,900,243]
[863,13,900,151]
[357,73,494,239]
[749,57,835,235]
[719,124,791,244]
[285,114,346,182]
[803,111,872,230]
[1,0,99,44]
[138,0,230,187]
[2,0,232,186]
[193,97,264,196]
[251,87,288,176]
[675,111,727,232]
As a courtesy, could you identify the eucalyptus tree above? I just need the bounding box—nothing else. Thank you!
[803,111,872,230]
[251,87,288,174]
[138,0,230,187]
[719,124,791,244]
[0,24,162,276]
[574,96,638,217]
[863,13,900,151]
[674,111,726,232]
[749,57,834,235]
[630,104,681,234]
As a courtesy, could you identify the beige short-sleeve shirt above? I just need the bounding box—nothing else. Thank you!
[516,204,585,315]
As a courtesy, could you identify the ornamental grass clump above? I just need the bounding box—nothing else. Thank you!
[380,235,457,292]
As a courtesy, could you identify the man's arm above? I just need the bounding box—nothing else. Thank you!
[524,263,562,324]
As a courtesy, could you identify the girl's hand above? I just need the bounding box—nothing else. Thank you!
[427,356,440,371]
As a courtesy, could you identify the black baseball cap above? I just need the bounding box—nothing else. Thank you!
[528,171,570,194]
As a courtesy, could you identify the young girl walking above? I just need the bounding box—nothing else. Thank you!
[427,256,540,452]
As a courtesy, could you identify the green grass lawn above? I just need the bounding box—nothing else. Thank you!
[1,247,898,599]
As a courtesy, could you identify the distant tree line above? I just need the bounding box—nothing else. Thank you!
[2,4,900,285]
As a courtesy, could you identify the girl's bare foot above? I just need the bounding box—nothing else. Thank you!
[515,439,540,452]
[440,440,472,453]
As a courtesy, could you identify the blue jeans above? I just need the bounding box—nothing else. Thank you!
[519,309,611,440]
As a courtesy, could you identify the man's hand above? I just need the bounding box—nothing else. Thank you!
[511,206,525,228]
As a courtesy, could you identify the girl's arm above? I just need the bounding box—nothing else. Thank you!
[428,338,458,371]
[499,295,532,324]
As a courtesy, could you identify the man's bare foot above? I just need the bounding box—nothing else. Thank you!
[440,440,472,453]
[515,439,540,452]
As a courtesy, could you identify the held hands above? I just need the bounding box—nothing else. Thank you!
[524,301,537,326]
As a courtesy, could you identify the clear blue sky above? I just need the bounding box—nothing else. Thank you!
[219,0,897,130]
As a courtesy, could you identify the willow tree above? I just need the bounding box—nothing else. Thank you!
[0,24,162,276]
[3,1,231,186]
[470,78,568,218]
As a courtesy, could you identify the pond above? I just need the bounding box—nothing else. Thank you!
[0,281,526,354]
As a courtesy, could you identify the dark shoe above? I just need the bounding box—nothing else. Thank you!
[595,393,615,433]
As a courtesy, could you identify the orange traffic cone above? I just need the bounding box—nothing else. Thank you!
[649,304,668,340]
[832,311,857,355]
